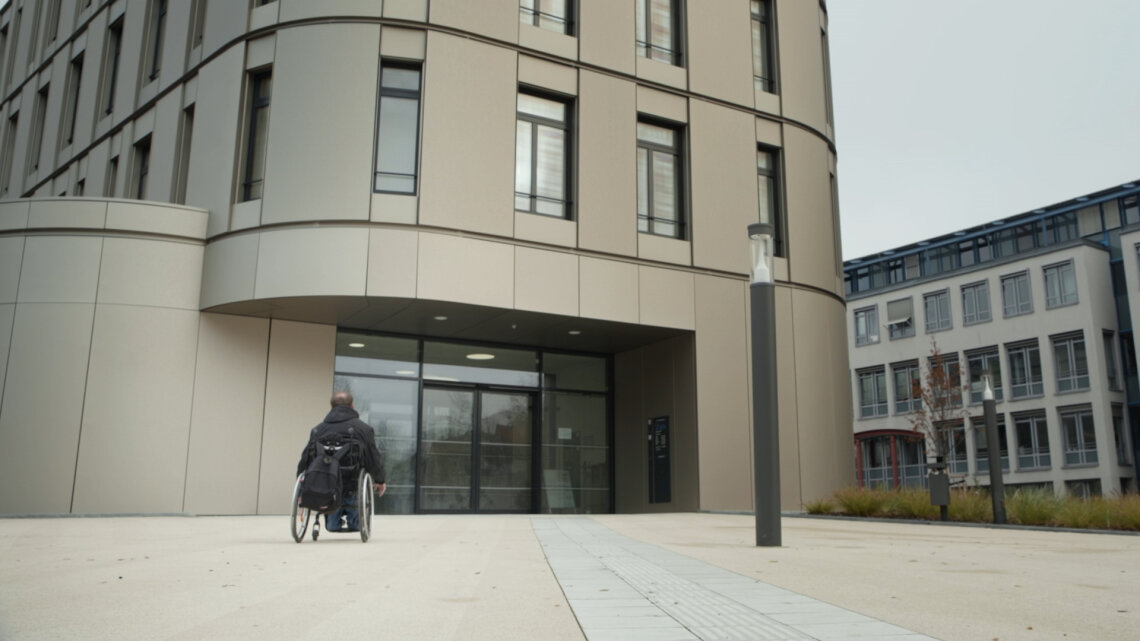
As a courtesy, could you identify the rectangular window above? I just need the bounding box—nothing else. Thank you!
[45,0,62,48]
[636,119,684,238]
[757,147,783,256]
[961,281,991,325]
[27,0,42,63]
[973,414,1009,473]
[929,354,962,409]
[886,297,914,339]
[0,113,17,196]
[515,91,570,218]
[100,17,123,116]
[1007,340,1044,398]
[374,63,421,194]
[1113,406,1130,466]
[821,26,833,126]
[857,367,888,419]
[942,420,967,474]
[1060,406,1097,466]
[0,26,9,91]
[189,0,207,49]
[4,10,21,92]
[1052,332,1089,393]
[519,0,573,35]
[1043,261,1077,308]
[892,361,920,414]
[635,0,682,65]
[130,136,151,200]
[923,290,951,333]
[1001,271,1032,317]
[853,305,878,346]
[1014,412,1050,469]
[144,0,169,81]
[967,348,1003,404]
[28,84,49,174]
[241,69,272,201]
[173,106,194,204]
[1104,331,1120,391]
[105,155,119,197]
[61,54,83,147]
[751,0,774,93]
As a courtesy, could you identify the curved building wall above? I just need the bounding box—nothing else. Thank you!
[0,0,851,515]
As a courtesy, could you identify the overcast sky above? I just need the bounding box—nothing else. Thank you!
[828,0,1140,261]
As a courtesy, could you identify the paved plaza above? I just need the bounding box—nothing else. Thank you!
[1,513,1137,641]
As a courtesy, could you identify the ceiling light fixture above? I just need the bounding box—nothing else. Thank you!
[348,342,365,348]
[466,353,495,361]
[433,315,448,321]
[568,330,581,335]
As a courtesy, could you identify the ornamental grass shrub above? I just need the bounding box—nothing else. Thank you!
[947,488,992,523]
[884,487,939,520]
[1006,488,1062,526]
[833,486,889,517]
[803,497,835,515]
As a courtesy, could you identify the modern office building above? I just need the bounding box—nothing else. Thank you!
[0,0,851,516]
[845,182,1140,496]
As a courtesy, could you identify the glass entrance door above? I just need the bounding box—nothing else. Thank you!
[419,386,534,512]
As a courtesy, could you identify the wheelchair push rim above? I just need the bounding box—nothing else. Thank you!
[359,471,373,543]
[290,474,311,543]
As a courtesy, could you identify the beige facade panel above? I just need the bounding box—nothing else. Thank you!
[783,126,839,295]
[27,198,106,228]
[518,55,577,95]
[199,233,258,309]
[280,0,383,22]
[380,26,427,60]
[366,227,419,298]
[184,314,271,515]
[518,22,577,60]
[249,2,279,32]
[0,303,9,398]
[0,237,23,303]
[254,227,370,299]
[16,236,102,304]
[514,211,576,247]
[104,201,208,239]
[514,246,578,317]
[139,94,183,203]
[636,85,687,123]
[245,34,276,71]
[577,71,637,256]
[635,57,686,90]
[0,201,31,230]
[0,303,94,514]
[429,0,518,44]
[636,233,689,266]
[686,1,753,107]
[261,25,378,225]
[639,265,695,330]
[788,288,854,507]
[96,237,203,310]
[579,0,635,73]
[579,256,638,324]
[71,305,199,513]
[416,232,514,309]
[186,47,244,237]
[689,99,756,273]
[258,320,337,513]
[230,199,261,231]
[776,1,828,136]
[419,34,516,236]
[370,192,417,224]
[693,275,752,511]
[384,0,429,21]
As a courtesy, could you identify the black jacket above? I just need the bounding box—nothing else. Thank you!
[296,405,386,482]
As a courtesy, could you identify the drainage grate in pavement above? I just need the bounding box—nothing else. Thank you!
[533,517,936,641]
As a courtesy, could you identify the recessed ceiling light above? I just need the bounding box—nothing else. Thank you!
[568,330,581,335]
[396,370,416,376]
[433,315,448,321]
[1033,209,1045,214]
[348,342,365,348]
[1124,183,1136,188]
[466,353,495,361]
[1076,197,1089,202]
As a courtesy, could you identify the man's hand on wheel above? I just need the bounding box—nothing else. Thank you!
[373,482,386,497]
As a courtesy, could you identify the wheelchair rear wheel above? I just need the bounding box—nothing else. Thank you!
[358,471,374,543]
[290,474,311,543]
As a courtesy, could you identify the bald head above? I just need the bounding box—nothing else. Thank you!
[330,391,354,408]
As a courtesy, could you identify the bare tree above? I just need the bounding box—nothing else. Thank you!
[907,338,970,472]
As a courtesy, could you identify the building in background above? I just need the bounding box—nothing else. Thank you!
[845,181,1140,496]
[0,0,851,516]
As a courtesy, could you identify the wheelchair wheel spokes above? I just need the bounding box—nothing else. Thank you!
[359,471,373,543]
[291,475,311,543]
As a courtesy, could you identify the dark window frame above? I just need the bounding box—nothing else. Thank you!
[373,60,422,195]
[241,69,272,201]
[515,87,573,219]
[636,117,686,239]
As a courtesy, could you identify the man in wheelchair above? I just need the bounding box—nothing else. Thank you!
[296,391,386,533]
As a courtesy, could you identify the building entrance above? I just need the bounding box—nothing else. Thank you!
[419,386,536,512]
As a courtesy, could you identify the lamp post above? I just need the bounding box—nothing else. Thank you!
[981,374,1007,524]
[748,222,780,547]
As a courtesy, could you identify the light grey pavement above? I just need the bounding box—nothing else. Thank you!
[1,513,1137,641]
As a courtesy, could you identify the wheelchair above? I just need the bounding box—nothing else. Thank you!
[291,438,375,543]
